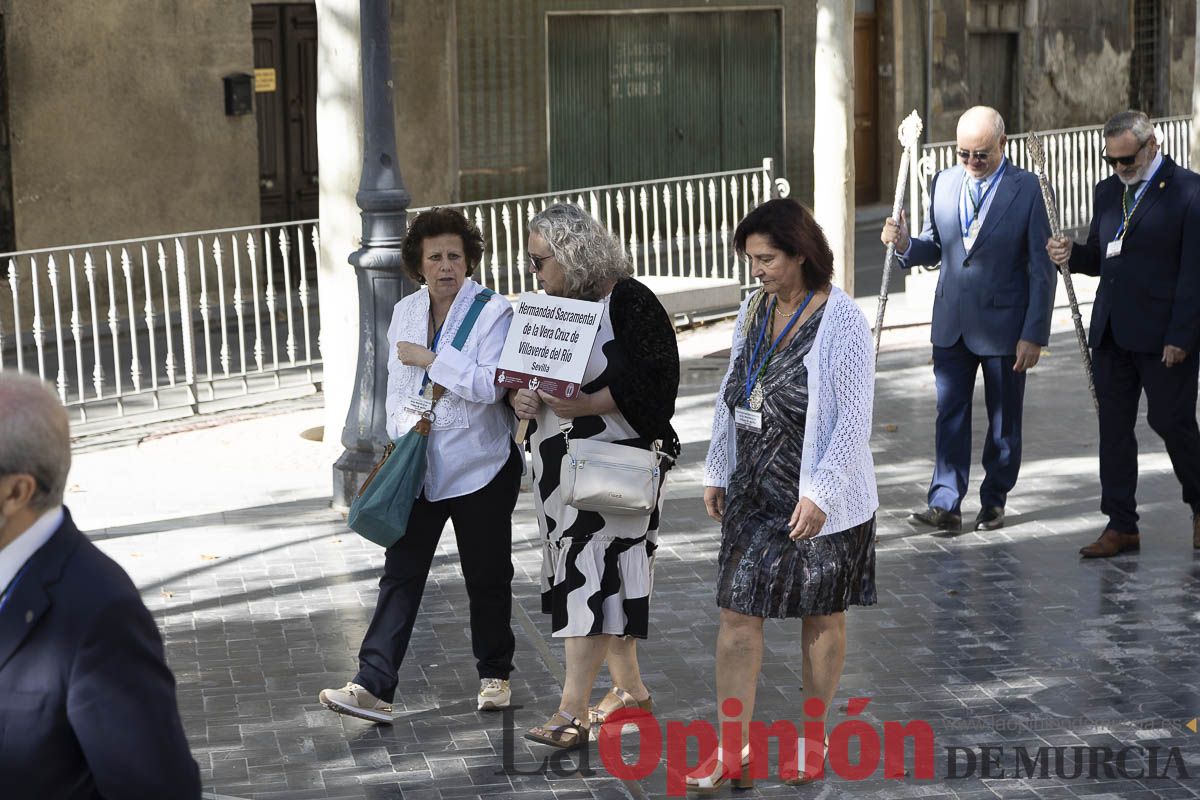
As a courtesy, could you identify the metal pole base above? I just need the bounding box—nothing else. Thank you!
[332,446,383,512]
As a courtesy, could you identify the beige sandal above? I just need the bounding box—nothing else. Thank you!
[782,736,828,785]
[589,686,653,725]
[685,743,754,794]
[524,710,589,750]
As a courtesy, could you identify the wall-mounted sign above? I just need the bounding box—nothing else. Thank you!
[254,68,277,93]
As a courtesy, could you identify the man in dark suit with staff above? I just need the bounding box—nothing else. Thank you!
[1047,110,1200,557]
[882,105,1056,534]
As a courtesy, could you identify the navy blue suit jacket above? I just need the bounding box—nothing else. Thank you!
[903,162,1057,356]
[0,509,200,799]
[1068,155,1200,354]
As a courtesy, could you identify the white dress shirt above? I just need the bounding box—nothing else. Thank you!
[0,506,63,602]
[384,279,515,501]
[900,158,1007,258]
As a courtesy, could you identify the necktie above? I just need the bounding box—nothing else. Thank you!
[972,179,984,208]
[1124,181,1143,211]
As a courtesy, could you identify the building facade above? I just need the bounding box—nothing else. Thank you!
[0,0,1193,252]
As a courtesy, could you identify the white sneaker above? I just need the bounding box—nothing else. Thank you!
[477,678,511,711]
[318,682,394,724]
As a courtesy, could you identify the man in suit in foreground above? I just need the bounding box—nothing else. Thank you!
[1047,110,1200,558]
[0,374,200,798]
[882,105,1057,533]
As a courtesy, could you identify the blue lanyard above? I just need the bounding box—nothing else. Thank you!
[1114,163,1160,240]
[0,561,31,615]
[960,160,1006,235]
[744,292,815,406]
[419,319,446,393]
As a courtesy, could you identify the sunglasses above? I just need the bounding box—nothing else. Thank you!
[1102,138,1149,167]
[957,149,992,163]
[527,252,553,272]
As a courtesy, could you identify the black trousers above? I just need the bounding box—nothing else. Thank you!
[1093,339,1200,534]
[354,442,522,702]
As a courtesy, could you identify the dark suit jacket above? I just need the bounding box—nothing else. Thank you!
[0,508,200,799]
[903,162,1057,356]
[1069,155,1200,354]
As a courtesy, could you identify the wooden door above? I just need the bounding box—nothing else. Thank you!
[968,33,1018,129]
[253,4,318,224]
[853,12,879,204]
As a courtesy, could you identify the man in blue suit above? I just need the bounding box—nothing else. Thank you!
[882,106,1056,533]
[1047,110,1200,558]
[0,374,200,799]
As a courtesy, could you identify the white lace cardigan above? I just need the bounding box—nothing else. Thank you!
[703,285,878,536]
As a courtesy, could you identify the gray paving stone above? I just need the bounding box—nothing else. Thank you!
[67,328,1200,799]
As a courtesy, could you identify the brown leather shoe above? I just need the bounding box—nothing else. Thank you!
[1079,529,1141,558]
[1193,514,1200,550]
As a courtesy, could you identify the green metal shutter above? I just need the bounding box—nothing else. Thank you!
[605,14,669,185]
[548,15,610,191]
[667,12,722,178]
[546,9,781,190]
[720,10,782,173]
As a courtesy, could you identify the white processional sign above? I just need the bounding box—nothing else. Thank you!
[495,293,603,399]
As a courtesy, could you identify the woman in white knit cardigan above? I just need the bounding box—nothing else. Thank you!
[688,199,878,792]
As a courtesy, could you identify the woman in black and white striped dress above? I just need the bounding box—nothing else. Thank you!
[509,203,680,750]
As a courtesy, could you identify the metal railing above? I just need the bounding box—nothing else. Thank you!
[1,160,784,430]
[909,115,1192,239]
[416,158,787,296]
[0,221,321,427]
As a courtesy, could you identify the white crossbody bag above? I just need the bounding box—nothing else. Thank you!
[558,422,662,515]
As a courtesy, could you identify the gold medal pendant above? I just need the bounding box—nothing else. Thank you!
[748,383,764,411]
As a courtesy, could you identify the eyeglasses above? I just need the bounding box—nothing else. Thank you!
[957,149,992,163]
[527,252,553,272]
[1102,138,1149,167]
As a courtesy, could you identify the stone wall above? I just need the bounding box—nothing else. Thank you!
[5,0,263,250]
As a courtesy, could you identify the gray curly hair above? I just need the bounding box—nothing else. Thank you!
[528,203,632,300]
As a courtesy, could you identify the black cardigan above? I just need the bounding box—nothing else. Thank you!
[583,277,681,457]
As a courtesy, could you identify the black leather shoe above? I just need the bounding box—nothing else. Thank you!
[911,506,962,533]
[974,506,1004,531]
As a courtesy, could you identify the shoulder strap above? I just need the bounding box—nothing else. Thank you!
[450,287,496,351]
[417,287,497,435]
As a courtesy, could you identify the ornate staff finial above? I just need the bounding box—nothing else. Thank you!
[874,110,925,360]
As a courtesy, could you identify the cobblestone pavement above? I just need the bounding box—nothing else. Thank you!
[66,323,1200,800]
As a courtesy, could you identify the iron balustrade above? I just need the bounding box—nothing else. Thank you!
[0,160,785,431]
[910,115,1192,244]
[0,221,321,430]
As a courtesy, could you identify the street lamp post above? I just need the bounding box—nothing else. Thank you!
[331,0,413,509]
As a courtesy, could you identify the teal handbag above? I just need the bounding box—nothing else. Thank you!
[348,287,496,547]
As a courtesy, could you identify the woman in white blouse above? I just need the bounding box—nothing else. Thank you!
[319,208,521,723]
[688,199,878,791]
